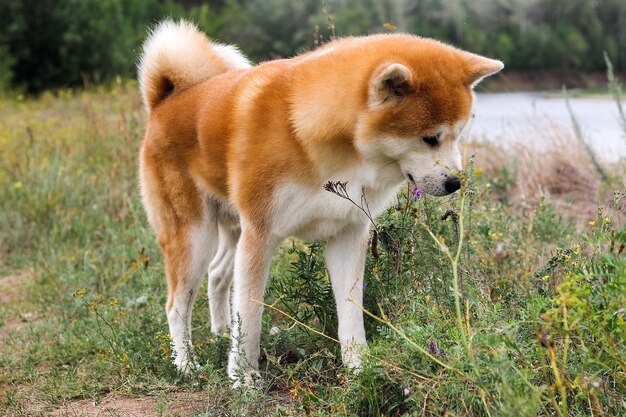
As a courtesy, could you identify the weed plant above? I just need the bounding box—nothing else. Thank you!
[0,83,624,416]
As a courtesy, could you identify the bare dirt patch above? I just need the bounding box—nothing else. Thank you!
[0,271,32,304]
[0,271,37,406]
[48,391,207,417]
[0,271,36,344]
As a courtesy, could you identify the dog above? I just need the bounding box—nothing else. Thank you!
[137,20,502,384]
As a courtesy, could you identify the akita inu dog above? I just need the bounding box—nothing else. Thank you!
[137,20,502,384]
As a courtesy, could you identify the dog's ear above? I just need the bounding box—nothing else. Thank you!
[369,63,413,106]
[461,52,504,88]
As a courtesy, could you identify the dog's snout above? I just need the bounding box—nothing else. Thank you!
[444,176,461,193]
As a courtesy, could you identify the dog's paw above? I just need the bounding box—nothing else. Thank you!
[341,343,367,374]
[230,368,261,389]
[173,354,200,376]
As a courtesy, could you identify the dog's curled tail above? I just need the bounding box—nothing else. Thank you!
[138,20,251,112]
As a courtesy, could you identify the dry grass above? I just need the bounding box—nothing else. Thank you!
[47,391,207,417]
[471,127,614,222]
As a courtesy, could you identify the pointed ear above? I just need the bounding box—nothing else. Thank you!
[462,52,504,88]
[369,63,412,106]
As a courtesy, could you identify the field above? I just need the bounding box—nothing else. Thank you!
[0,83,625,416]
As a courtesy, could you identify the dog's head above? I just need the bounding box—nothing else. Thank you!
[355,39,503,196]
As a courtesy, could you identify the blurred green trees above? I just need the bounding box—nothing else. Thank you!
[0,0,185,92]
[0,0,624,92]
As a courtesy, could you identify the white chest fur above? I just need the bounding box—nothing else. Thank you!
[271,168,401,241]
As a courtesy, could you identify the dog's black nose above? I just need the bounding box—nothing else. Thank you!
[444,176,461,193]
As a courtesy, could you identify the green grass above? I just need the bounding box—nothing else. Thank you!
[0,84,624,416]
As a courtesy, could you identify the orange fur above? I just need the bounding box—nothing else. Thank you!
[142,33,500,227]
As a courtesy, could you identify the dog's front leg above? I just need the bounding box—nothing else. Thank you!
[227,223,278,385]
[326,224,370,370]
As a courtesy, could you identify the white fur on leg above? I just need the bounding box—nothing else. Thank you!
[168,214,218,374]
[208,221,239,335]
[227,226,277,384]
[168,305,200,374]
[326,225,370,371]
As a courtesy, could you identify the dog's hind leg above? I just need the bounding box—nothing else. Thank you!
[162,199,219,374]
[140,158,219,373]
[208,209,240,335]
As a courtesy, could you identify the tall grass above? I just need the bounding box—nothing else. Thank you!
[0,82,624,416]
[605,52,626,138]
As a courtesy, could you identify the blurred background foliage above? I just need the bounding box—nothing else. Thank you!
[0,0,625,93]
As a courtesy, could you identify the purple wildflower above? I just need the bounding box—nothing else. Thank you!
[403,387,410,396]
[362,281,367,289]
[428,339,440,357]
[411,186,423,202]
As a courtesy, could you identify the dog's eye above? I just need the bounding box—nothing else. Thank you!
[423,135,439,146]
